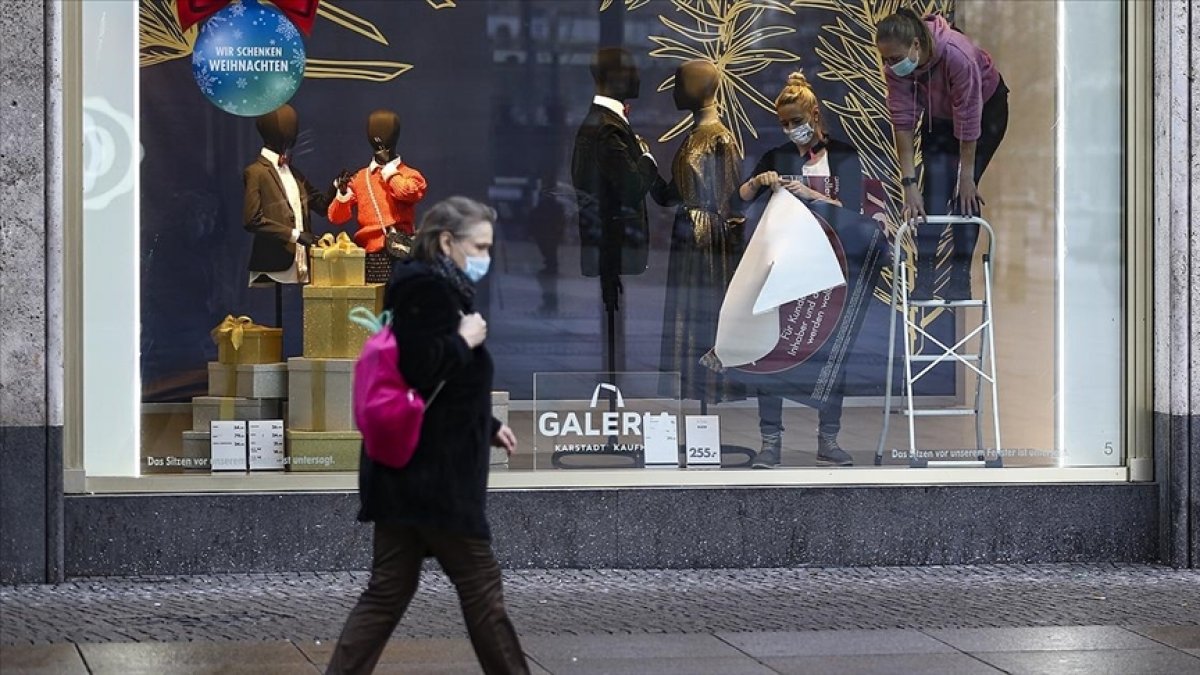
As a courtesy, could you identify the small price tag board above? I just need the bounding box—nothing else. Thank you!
[684,415,721,468]
[643,413,679,468]
[248,420,285,471]
[210,420,248,472]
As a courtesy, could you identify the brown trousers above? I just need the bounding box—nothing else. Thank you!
[325,522,529,675]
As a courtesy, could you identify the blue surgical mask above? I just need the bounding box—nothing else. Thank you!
[890,44,920,77]
[786,123,814,146]
[891,57,918,77]
[464,255,491,283]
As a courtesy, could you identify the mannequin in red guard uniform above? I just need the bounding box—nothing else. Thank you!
[328,109,428,283]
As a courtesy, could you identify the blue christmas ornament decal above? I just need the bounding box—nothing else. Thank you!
[191,0,306,117]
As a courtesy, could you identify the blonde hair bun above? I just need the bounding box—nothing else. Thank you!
[785,70,810,88]
[774,69,819,113]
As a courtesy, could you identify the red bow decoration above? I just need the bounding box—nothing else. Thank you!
[176,0,320,35]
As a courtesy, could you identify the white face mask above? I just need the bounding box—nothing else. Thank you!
[786,123,814,146]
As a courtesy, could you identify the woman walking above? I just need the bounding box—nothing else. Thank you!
[326,197,529,675]
[876,8,1009,299]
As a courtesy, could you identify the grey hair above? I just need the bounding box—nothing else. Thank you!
[412,196,497,263]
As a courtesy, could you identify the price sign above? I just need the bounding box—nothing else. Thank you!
[248,420,285,471]
[210,421,248,472]
[643,413,679,467]
[684,415,721,468]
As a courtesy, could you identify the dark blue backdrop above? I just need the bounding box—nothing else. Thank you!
[139,0,955,402]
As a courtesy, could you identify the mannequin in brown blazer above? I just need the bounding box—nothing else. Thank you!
[244,104,335,283]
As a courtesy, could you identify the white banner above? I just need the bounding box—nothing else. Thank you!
[715,189,845,368]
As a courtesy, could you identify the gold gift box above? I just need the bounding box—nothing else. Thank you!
[191,396,282,432]
[310,232,367,287]
[211,316,283,365]
[287,357,355,432]
[302,285,384,359]
[207,362,238,397]
[286,429,361,472]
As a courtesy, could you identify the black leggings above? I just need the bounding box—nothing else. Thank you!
[917,78,1009,286]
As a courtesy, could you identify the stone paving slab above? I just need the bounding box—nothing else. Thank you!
[0,644,88,675]
[1126,624,1200,649]
[294,636,478,667]
[716,629,955,657]
[762,653,1005,675]
[535,655,775,675]
[2,564,1198,645]
[522,634,743,661]
[923,625,1166,652]
[971,648,1200,675]
[76,641,316,675]
[2,633,1199,675]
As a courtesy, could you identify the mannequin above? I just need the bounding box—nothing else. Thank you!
[571,47,665,374]
[655,59,745,410]
[563,48,665,469]
[243,104,333,325]
[328,109,428,284]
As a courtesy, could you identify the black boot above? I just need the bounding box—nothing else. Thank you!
[816,433,853,466]
[753,432,781,469]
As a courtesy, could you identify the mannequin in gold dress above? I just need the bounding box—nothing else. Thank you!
[655,60,745,405]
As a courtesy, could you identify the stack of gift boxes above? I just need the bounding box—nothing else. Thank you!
[185,316,287,471]
[287,233,383,472]
[187,233,382,473]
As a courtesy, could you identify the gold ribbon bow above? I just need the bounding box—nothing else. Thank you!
[210,315,256,351]
[315,232,362,259]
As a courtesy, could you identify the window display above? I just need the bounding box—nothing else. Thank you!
[75,0,1131,485]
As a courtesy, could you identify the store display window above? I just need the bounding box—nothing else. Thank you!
[70,0,1135,487]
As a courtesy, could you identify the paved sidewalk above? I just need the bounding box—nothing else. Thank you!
[2,565,1198,673]
[3,626,1200,674]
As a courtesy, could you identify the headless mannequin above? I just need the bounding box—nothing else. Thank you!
[673,60,720,124]
[571,48,663,372]
[367,109,401,167]
[595,49,637,380]
[259,106,298,156]
[244,104,329,327]
[566,48,664,468]
[588,48,653,297]
[329,109,428,284]
[659,60,745,418]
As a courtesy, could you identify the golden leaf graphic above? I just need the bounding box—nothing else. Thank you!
[600,0,654,10]
[792,0,955,324]
[139,0,409,82]
[650,0,801,157]
[319,2,389,45]
[304,58,413,82]
[139,0,197,67]
[427,0,457,8]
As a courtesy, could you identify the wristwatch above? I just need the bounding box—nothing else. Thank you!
[900,175,918,187]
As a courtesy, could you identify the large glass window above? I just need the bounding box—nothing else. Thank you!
[73,0,1133,485]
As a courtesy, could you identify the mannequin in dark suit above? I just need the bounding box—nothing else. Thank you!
[571,48,663,304]
[563,48,665,469]
[243,104,333,287]
[571,47,665,379]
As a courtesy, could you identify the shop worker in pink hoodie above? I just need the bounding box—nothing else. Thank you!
[876,8,1008,300]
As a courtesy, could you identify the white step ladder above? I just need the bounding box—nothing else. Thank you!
[875,216,1002,468]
